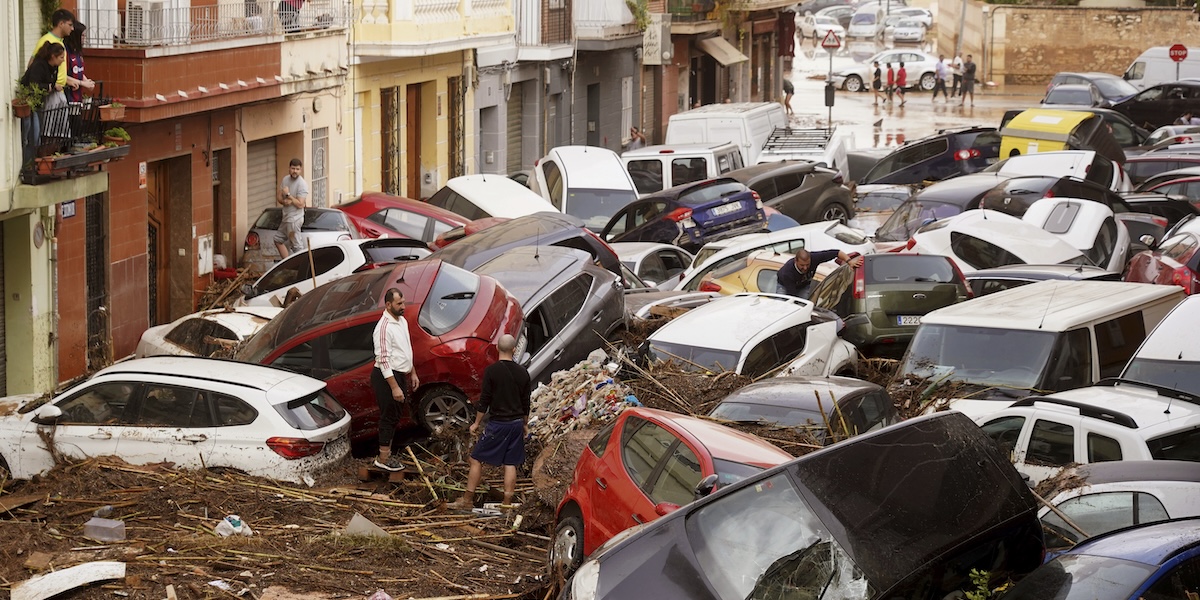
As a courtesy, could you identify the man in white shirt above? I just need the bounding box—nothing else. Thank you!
[371,287,420,471]
[951,54,964,97]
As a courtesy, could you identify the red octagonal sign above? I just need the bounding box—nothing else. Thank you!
[1170,44,1188,63]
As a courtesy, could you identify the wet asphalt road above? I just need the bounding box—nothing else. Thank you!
[785,36,1046,154]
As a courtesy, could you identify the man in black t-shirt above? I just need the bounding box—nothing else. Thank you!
[776,248,863,299]
[447,334,532,510]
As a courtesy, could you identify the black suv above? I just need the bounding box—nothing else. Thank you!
[725,160,854,225]
[860,127,1001,185]
[1113,81,1200,130]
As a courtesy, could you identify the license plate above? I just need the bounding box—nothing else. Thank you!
[897,315,921,326]
[710,202,742,217]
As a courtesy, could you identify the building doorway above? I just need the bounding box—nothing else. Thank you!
[85,193,109,370]
[406,85,422,199]
[146,156,193,326]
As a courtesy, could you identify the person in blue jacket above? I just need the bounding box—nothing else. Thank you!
[776,248,863,299]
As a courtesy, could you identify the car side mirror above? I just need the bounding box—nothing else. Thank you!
[694,473,719,500]
[654,502,681,516]
[241,283,256,297]
[32,404,62,425]
[1139,234,1157,249]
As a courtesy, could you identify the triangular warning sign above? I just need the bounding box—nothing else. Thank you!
[820,30,842,49]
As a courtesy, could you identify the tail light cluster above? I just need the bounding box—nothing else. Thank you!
[903,237,918,251]
[948,260,974,298]
[266,437,326,459]
[1171,267,1200,295]
[245,231,260,250]
[751,190,763,210]
[699,280,722,293]
[954,149,981,161]
[666,207,694,222]
[852,264,866,299]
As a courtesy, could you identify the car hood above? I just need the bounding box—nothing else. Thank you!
[624,289,719,319]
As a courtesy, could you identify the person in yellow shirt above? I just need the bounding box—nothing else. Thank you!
[31,9,76,89]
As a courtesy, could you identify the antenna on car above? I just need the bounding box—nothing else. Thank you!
[534,227,540,260]
[1037,281,1059,330]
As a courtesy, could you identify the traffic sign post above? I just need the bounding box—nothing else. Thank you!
[1170,44,1188,81]
[820,31,842,130]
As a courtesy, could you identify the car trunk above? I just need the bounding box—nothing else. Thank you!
[691,192,760,232]
[870,282,964,329]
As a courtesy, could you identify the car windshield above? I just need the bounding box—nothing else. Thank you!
[875,200,963,242]
[686,472,870,600]
[420,263,480,336]
[999,554,1155,600]
[1122,358,1200,397]
[648,340,741,373]
[254,209,350,232]
[1047,88,1093,105]
[851,13,875,24]
[1090,77,1137,99]
[710,400,825,430]
[711,458,765,487]
[900,324,1057,389]
[566,188,638,231]
[856,189,911,212]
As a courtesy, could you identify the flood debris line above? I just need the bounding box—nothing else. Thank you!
[527,350,638,442]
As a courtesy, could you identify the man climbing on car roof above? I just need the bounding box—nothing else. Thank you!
[777,248,863,300]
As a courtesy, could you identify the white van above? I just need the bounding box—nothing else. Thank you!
[664,102,789,165]
[847,7,885,39]
[621,143,745,197]
[427,174,557,220]
[896,280,1185,418]
[530,146,640,232]
[1124,46,1200,91]
[1122,295,1200,396]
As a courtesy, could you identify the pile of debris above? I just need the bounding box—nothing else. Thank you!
[527,350,637,442]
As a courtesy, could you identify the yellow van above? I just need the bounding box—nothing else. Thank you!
[999,108,1124,164]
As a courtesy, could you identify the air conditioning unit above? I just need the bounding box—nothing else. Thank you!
[126,0,165,45]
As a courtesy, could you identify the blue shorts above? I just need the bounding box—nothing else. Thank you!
[471,418,526,467]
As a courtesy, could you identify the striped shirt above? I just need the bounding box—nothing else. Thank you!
[373,310,413,379]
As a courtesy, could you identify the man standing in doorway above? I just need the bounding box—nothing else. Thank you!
[448,334,532,510]
[951,53,964,97]
[777,248,863,300]
[960,54,977,107]
[371,288,419,472]
[932,55,949,102]
[275,158,308,259]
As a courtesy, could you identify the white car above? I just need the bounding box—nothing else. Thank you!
[428,174,558,220]
[832,49,940,92]
[0,357,351,484]
[983,150,1133,193]
[907,209,1089,274]
[644,293,858,377]
[1022,197,1130,272]
[238,238,430,308]
[974,380,1200,485]
[892,7,932,28]
[1123,294,1200,396]
[888,19,926,43]
[846,9,883,39]
[611,242,695,291]
[135,306,283,358]
[674,221,875,292]
[798,14,845,40]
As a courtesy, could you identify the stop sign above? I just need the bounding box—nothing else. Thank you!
[1170,44,1188,63]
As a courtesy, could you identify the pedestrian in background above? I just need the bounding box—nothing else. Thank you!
[63,20,95,104]
[885,63,895,104]
[625,127,646,151]
[370,288,419,472]
[872,61,886,105]
[448,334,532,511]
[274,158,308,258]
[895,62,907,106]
[960,54,977,106]
[932,55,949,102]
[783,78,795,114]
[951,53,964,97]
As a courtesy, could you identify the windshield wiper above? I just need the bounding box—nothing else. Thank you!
[440,292,476,300]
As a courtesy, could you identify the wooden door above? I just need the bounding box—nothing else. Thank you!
[146,162,169,326]
[406,85,421,199]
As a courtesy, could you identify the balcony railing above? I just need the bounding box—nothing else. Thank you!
[81,0,350,48]
[20,91,131,185]
[667,0,715,22]
[359,0,509,25]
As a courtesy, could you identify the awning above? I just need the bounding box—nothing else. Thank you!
[697,36,748,66]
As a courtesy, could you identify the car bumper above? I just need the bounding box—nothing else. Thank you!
[831,75,849,88]
[240,433,351,484]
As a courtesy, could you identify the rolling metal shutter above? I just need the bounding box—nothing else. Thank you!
[247,139,278,223]
[506,84,524,174]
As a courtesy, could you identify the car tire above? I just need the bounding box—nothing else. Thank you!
[418,385,473,431]
[549,515,586,576]
[919,72,936,91]
[844,75,864,93]
[819,202,851,224]
[0,454,10,490]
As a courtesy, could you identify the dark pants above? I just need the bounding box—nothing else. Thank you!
[952,74,962,96]
[20,112,40,168]
[371,367,411,447]
[795,281,814,300]
[932,79,948,99]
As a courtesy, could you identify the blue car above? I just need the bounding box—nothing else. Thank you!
[1001,519,1200,600]
[599,178,766,252]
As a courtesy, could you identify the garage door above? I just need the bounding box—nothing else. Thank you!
[0,225,7,396]
[506,83,524,174]
[247,139,278,225]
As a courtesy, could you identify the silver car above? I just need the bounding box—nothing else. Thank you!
[240,207,360,273]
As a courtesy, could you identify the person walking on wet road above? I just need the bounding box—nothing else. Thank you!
[371,287,419,472]
[932,55,949,102]
[777,249,864,300]
[951,53,964,97]
[960,54,977,106]
[885,63,895,104]
[448,334,532,511]
[895,62,907,106]
[783,78,795,114]
[872,61,886,105]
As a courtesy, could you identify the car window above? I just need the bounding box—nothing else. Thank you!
[631,202,668,229]
[949,232,1024,270]
[661,251,689,278]
[379,209,431,240]
[1043,202,1081,234]
[327,322,376,372]
[305,210,353,232]
[362,244,428,265]
[1147,427,1200,461]
[628,159,664,195]
[419,263,481,336]
[743,324,809,378]
[752,178,779,201]
[1137,87,1164,102]
[1087,432,1123,462]
[544,161,564,208]
[273,390,346,430]
[605,207,631,240]
[865,139,949,182]
[1085,217,1118,267]
[672,158,708,187]
[1042,492,1169,549]
[212,393,258,426]
[258,251,318,293]
[639,252,667,283]
[1086,157,1115,189]
[168,320,239,357]
[647,440,703,506]
[811,265,852,313]
[773,172,804,195]
[137,384,201,428]
[545,274,592,333]
[1027,419,1075,466]
[845,390,896,436]
[620,417,679,491]
[866,255,957,283]
[164,318,210,355]
[1095,312,1146,378]
[1108,121,1137,146]
[980,415,1025,458]
[587,419,618,458]
[270,339,318,377]
[56,382,138,425]
[756,269,779,294]
[1043,327,1092,391]
[1162,233,1199,260]
[1145,556,1200,599]
[681,180,746,204]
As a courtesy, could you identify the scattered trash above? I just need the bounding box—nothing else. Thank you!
[528,351,638,442]
[302,475,315,488]
[433,543,453,553]
[366,590,393,600]
[11,561,126,600]
[214,515,253,537]
[342,513,389,538]
[209,580,233,592]
[92,505,114,518]
[82,517,126,543]
[21,552,53,571]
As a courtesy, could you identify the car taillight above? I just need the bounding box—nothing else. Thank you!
[581,227,622,268]
[904,237,918,250]
[751,190,763,209]
[338,234,352,241]
[1152,215,1169,228]
[266,437,325,459]
[1171,267,1199,294]
[831,173,844,185]
[954,149,981,161]
[699,280,722,292]
[666,207,694,222]
[1043,190,1054,199]
[949,260,973,297]
[245,231,260,249]
[853,265,866,299]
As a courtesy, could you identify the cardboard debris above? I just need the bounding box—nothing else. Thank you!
[343,512,390,538]
[11,561,126,600]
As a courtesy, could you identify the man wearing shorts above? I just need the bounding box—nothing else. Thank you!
[274,158,308,258]
[960,55,977,106]
[448,334,531,510]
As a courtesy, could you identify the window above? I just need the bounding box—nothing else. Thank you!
[1042,492,1169,549]
[949,232,1024,270]
[543,161,564,208]
[272,340,318,377]
[772,172,804,196]
[1043,328,1092,391]
[1087,432,1123,462]
[742,324,809,378]
[311,127,328,207]
[543,275,591,333]
[1126,61,1146,81]
[137,385,200,427]
[631,202,668,229]
[756,269,780,294]
[648,441,702,506]
[1027,419,1075,466]
[980,415,1025,458]
[810,265,853,313]
[621,76,633,144]
[213,394,258,426]
[1043,202,1081,234]
[752,179,779,201]
[419,263,480,336]
[1095,312,1146,378]
[628,160,664,195]
[164,319,209,355]
[1148,427,1200,461]
[376,209,431,240]
[1144,556,1200,600]
[621,417,679,490]
[638,252,667,283]
[587,419,618,458]
[1086,217,1119,268]
[845,390,897,436]
[671,158,708,187]
[865,139,950,183]
[327,322,376,372]
[604,208,631,240]
[866,255,957,284]
[660,251,689,278]
[57,382,137,424]
[1086,157,1115,190]
[257,247,346,294]
[273,391,346,430]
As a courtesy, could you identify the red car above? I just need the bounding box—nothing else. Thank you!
[235,259,523,442]
[1124,216,1200,294]
[335,192,469,243]
[550,407,792,573]
[432,217,510,249]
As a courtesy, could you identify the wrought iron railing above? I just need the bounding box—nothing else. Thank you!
[81,0,350,48]
[666,0,715,21]
[20,84,132,184]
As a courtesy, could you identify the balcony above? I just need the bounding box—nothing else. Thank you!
[17,96,128,192]
[353,0,515,57]
[665,0,715,22]
[575,0,640,48]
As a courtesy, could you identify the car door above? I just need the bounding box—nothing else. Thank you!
[1020,415,1083,484]
[1125,86,1169,128]
[269,322,379,428]
[810,265,854,317]
[655,248,692,290]
[44,381,139,462]
[528,274,595,379]
[636,252,668,287]
[116,383,217,469]
[1041,491,1170,549]
[1140,553,1200,598]
[590,415,685,542]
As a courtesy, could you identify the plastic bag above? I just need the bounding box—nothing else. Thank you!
[214,515,253,537]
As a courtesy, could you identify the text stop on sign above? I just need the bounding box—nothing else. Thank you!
[1170,44,1188,62]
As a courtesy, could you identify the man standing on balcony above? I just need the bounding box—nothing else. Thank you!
[30,9,74,91]
[275,158,308,258]
[279,0,305,32]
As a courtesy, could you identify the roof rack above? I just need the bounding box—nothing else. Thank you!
[761,127,834,151]
[1009,395,1139,429]
[1096,377,1200,406]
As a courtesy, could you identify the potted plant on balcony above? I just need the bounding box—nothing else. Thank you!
[12,82,48,118]
[103,127,131,146]
[99,101,124,121]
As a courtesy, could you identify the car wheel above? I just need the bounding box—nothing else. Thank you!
[418,385,473,431]
[919,72,936,91]
[844,75,864,93]
[820,202,851,224]
[0,454,10,490]
[549,515,586,576]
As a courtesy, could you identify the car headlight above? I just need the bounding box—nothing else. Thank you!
[571,560,601,600]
